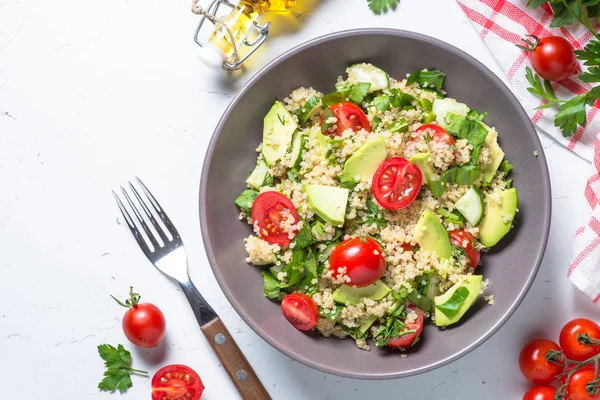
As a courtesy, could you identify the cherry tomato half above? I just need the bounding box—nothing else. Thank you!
[414,124,456,147]
[527,36,578,82]
[523,385,556,400]
[387,305,424,349]
[151,364,204,400]
[281,293,319,331]
[251,191,300,246]
[559,318,600,362]
[519,339,564,385]
[372,157,422,210]
[562,366,600,400]
[122,302,166,348]
[329,237,386,288]
[449,229,481,269]
[320,102,370,136]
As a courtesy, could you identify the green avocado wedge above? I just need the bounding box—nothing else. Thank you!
[479,188,518,248]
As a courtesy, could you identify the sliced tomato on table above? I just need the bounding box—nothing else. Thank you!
[320,102,370,136]
[386,305,424,349]
[372,157,422,210]
[414,123,456,147]
[251,191,300,246]
[281,293,319,331]
[449,229,480,269]
[329,237,386,288]
[151,364,204,400]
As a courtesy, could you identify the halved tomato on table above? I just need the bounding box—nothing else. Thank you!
[413,123,455,147]
[387,305,424,349]
[372,157,422,210]
[151,364,204,400]
[449,229,480,269]
[321,102,370,136]
[281,293,319,331]
[251,191,299,246]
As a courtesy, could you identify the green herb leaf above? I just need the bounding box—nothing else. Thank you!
[234,189,259,213]
[555,93,589,137]
[373,95,391,112]
[525,67,563,109]
[429,165,481,197]
[437,207,465,227]
[348,82,371,104]
[262,270,281,299]
[339,175,358,190]
[297,95,321,125]
[321,108,336,133]
[298,249,318,294]
[390,89,416,110]
[526,0,549,8]
[435,286,470,318]
[445,113,488,164]
[360,198,387,228]
[282,248,308,288]
[367,0,399,14]
[499,160,513,174]
[97,344,147,393]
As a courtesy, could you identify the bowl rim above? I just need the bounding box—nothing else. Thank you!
[199,28,552,379]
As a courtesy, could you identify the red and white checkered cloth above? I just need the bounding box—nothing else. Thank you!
[456,0,600,302]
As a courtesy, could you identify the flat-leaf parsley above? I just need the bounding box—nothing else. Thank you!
[97,344,148,393]
[368,0,399,14]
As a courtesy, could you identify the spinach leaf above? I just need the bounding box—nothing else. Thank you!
[340,176,358,190]
[429,165,481,197]
[348,82,371,104]
[321,91,348,109]
[435,286,470,318]
[374,95,391,112]
[287,170,299,183]
[321,108,336,133]
[390,89,416,110]
[388,118,408,133]
[456,118,488,164]
[298,250,318,294]
[297,95,321,125]
[407,69,446,91]
[500,160,513,174]
[437,207,465,227]
[292,221,316,248]
[234,190,259,213]
[320,304,344,320]
[361,198,387,228]
[407,290,433,312]
[282,248,308,288]
[262,270,281,299]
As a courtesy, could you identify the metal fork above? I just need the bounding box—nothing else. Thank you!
[113,177,271,400]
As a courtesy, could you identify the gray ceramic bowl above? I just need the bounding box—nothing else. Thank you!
[200,29,551,379]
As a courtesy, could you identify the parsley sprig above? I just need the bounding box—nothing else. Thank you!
[522,1,600,137]
[368,0,399,14]
[97,344,148,393]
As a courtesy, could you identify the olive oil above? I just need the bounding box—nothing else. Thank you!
[208,0,297,64]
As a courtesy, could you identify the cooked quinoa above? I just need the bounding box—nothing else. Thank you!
[235,64,517,351]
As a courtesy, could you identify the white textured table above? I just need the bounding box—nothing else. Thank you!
[0,0,596,398]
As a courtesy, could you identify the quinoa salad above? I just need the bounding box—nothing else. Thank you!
[234,63,518,351]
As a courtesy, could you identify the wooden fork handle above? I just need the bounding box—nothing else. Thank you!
[201,317,271,400]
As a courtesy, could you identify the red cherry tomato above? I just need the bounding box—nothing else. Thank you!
[251,191,300,246]
[151,364,204,400]
[523,385,556,400]
[386,305,424,349]
[329,237,386,288]
[519,339,564,385]
[526,35,578,81]
[562,366,600,400]
[372,157,422,210]
[320,102,370,136]
[449,229,481,269]
[122,302,166,348]
[281,293,319,331]
[559,318,600,362]
[414,124,456,147]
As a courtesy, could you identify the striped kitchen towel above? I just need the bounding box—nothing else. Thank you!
[456,0,600,301]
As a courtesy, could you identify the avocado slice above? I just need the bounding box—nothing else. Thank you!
[341,136,387,182]
[409,153,435,185]
[479,188,518,248]
[434,275,482,327]
[303,184,349,227]
[262,102,298,166]
[481,127,505,183]
[246,158,270,190]
[333,280,391,305]
[358,315,378,334]
[414,210,452,260]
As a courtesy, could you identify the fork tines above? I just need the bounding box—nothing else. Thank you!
[113,177,179,254]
